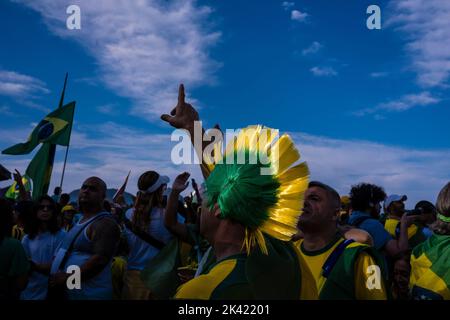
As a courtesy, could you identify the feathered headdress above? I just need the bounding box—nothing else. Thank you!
[204,125,309,255]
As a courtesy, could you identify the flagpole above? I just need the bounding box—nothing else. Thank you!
[59,136,71,190]
[58,73,71,191]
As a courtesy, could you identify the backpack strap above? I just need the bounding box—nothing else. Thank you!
[322,239,355,278]
[51,212,110,273]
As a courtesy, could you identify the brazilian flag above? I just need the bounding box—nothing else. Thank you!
[410,234,450,300]
[25,143,57,200]
[4,175,32,200]
[2,102,75,155]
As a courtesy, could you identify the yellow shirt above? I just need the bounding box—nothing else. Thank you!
[384,218,418,239]
[111,256,127,300]
[295,238,387,300]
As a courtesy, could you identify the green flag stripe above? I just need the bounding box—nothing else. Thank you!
[2,102,75,155]
[416,235,450,287]
[25,143,54,200]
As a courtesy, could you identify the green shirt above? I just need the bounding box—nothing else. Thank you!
[0,237,30,299]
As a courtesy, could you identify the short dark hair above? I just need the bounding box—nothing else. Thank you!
[60,193,70,204]
[415,200,436,215]
[308,181,340,208]
[350,183,386,212]
[54,187,62,195]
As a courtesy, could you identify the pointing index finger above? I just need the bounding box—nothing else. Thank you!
[178,84,185,106]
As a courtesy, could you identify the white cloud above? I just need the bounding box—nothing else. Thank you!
[354,91,440,116]
[0,70,49,97]
[13,0,221,121]
[2,124,448,207]
[0,69,50,111]
[290,132,450,206]
[302,41,323,56]
[96,104,118,116]
[370,72,389,78]
[282,2,295,11]
[0,122,204,196]
[310,66,337,77]
[291,10,308,22]
[388,0,450,88]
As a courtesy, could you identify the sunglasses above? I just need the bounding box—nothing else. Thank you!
[38,204,53,211]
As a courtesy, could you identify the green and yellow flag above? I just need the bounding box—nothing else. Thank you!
[410,234,450,300]
[1,102,75,155]
[4,175,32,200]
[25,142,57,200]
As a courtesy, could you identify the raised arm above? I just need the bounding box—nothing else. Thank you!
[13,169,31,201]
[384,214,415,258]
[161,84,214,179]
[191,178,202,205]
[164,172,192,243]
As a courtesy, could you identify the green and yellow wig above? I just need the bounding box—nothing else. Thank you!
[204,125,309,255]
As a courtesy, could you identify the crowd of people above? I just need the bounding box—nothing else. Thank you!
[0,85,449,300]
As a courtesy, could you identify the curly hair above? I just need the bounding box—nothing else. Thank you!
[350,183,386,212]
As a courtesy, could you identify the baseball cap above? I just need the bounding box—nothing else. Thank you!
[61,205,76,213]
[384,194,407,210]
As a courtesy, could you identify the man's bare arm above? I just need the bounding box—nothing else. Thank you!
[384,214,415,258]
[80,217,120,281]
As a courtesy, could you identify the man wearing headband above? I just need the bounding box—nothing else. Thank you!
[410,182,450,300]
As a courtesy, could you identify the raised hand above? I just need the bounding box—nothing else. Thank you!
[191,178,198,192]
[161,84,199,130]
[172,172,191,193]
[13,169,31,201]
[13,169,23,184]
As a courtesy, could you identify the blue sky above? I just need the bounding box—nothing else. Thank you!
[0,0,449,207]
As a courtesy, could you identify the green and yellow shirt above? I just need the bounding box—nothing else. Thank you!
[410,234,450,300]
[175,253,253,300]
[384,218,426,248]
[295,236,387,300]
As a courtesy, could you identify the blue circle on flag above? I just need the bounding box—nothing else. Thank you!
[38,121,54,140]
